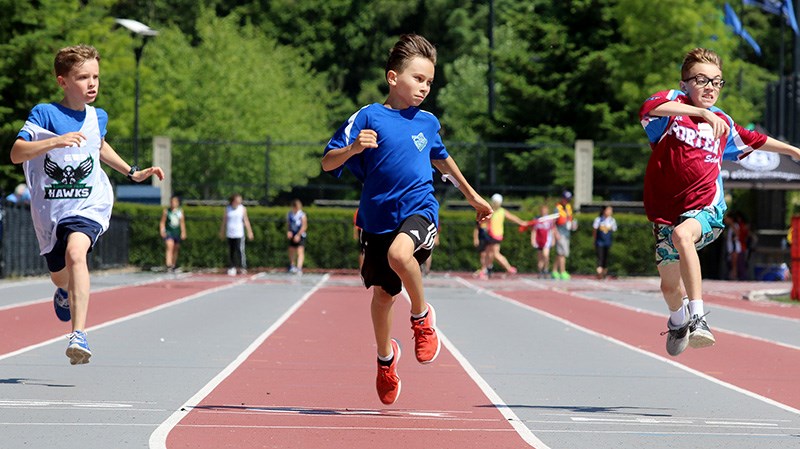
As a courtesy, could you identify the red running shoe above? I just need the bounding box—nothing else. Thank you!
[410,303,441,364]
[376,339,402,405]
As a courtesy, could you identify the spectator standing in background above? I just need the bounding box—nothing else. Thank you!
[220,193,254,276]
[530,204,558,279]
[554,190,577,280]
[287,199,308,274]
[592,205,617,280]
[159,195,186,273]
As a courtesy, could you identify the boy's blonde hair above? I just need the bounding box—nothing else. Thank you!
[681,48,722,79]
[54,44,100,77]
[385,34,437,75]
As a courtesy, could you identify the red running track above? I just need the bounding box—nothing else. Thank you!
[0,277,236,357]
[499,287,800,412]
[165,285,540,449]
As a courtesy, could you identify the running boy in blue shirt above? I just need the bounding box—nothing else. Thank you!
[10,44,164,364]
[322,34,492,405]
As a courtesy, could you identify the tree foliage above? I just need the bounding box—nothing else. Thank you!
[0,0,787,199]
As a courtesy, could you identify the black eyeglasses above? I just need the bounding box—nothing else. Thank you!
[682,74,725,89]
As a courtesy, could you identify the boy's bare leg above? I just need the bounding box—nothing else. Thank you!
[480,249,491,271]
[297,246,304,270]
[50,269,69,291]
[489,245,513,271]
[172,244,180,268]
[371,287,395,358]
[554,254,566,273]
[165,239,175,267]
[657,262,685,313]
[671,219,703,301]
[387,233,426,315]
[65,233,92,332]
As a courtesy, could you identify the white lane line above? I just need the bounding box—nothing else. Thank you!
[518,277,800,350]
[0,273,187,312]
[399,290,551,449]
[170,424,523,432]
[196,408,512,424]
[530,429,796,437]
[565,290,800,352]
[148,274,330,449]
[701,302,800,324]
[0,276,252,362]
[454,277,800,417]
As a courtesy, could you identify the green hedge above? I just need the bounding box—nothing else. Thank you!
[113,203,658,276]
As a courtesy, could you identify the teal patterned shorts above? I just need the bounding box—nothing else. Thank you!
[653,207,724,266]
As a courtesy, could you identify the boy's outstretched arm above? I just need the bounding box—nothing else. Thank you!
[10,132,87,164]
[99,140,164,182]
[759,137,800,159]
[649,101,729,139]
[432,157,492,223]
[321,129,377,172]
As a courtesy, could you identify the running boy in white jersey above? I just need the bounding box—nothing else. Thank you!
[322,34,492,405]
[640,47,800,356]
[10,44,164,364]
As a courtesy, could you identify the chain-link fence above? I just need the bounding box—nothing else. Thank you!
[106,137,648,205]
[0,203,130,278]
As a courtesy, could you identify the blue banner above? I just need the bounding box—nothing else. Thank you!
[725,3,763,55]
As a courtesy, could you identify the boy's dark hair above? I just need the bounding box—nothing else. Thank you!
[54,44,100,77]
[385,34,437,75]
[681,48,722,79]
[228,193,242,205]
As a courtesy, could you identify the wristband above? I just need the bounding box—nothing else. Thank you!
[127,165,139,181]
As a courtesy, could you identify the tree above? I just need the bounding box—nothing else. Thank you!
[136,10,346,199]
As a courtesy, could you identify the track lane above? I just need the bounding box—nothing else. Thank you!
[0,275,241,360]
[162,283,543,449]
[462,279,800,413]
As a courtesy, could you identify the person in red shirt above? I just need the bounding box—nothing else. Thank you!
[640,47,800,357]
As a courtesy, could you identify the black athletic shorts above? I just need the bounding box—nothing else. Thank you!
[44,216,103,273]
[360,214,438,296]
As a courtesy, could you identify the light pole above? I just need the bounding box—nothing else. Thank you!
[115,18,158,167]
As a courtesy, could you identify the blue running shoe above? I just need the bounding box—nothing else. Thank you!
[53,288,71,322]
[66,331,91,365]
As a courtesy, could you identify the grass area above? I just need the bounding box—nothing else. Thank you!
[766,295,800,305]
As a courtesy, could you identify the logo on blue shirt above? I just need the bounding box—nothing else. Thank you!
[411,132,428,152]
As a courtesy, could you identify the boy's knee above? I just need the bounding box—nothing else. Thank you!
[65,245,88,267]
[64,232,92,264]
[386,247,411,272]
[660,279,681,297]
[672,221,700,248]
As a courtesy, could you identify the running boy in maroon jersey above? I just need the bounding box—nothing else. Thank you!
[640,48,800,356]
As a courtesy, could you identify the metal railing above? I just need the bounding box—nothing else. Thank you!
[0,204,130,278]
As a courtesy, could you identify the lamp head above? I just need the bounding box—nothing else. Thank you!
[115,18,158,37]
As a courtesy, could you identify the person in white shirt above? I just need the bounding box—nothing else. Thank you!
[220,193,254,275]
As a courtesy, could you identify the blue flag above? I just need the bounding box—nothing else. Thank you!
[743,0,799,35]
[725,3,763,55]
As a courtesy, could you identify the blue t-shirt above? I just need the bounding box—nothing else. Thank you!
[324,103,449,234]
[17,103,109,141]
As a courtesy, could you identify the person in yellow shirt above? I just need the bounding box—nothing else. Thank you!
[554,191,578,280]
[480,193,526,277]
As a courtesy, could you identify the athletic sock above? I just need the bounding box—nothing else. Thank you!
[669,305,687,327]
[688,299,704,317]
[411,306,429,321]
[378,349,394,366]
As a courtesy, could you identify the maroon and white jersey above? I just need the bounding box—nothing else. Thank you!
[639,90,767,225]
